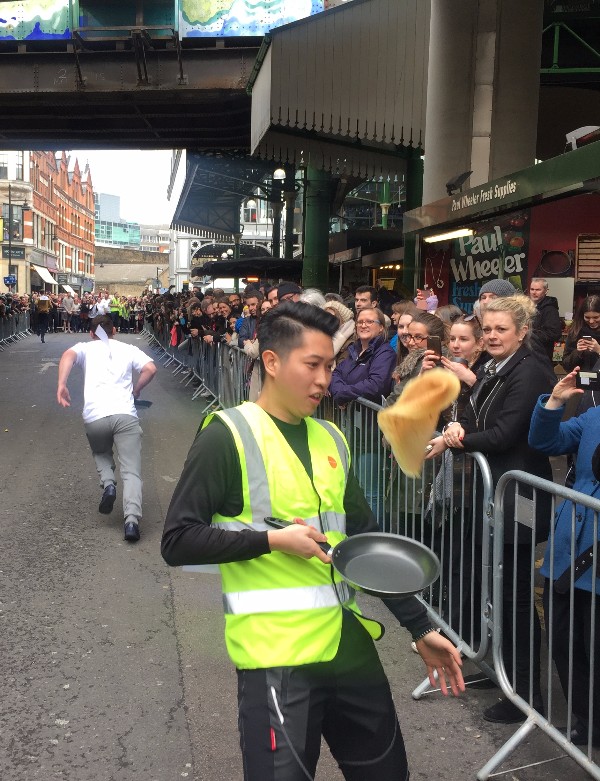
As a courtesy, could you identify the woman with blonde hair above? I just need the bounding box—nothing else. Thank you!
[427,295,556,724]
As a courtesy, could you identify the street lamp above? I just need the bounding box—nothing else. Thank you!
[270,168,286,259]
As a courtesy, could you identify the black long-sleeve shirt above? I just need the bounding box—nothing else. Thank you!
[161,413,432,640]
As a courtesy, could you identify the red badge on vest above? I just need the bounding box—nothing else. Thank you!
[328,456,337,469]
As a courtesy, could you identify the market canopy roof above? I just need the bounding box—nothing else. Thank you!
[195,257,302,279]
[171,151,282,236]
[249,0,429,180]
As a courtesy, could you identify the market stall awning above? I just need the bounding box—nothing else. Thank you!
[62,284,76,294]
[249,0,429,180]
[197,257,302,279]
[31,264,57,285]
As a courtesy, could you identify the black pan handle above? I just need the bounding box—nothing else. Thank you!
[264,517,333,557]
[264,516,294,529]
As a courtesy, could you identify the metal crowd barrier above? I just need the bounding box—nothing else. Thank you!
[0,311,31,350]
[478,471,600,781]
[143,319,600,780]
[141,321,256,412]
[318,395,496,682]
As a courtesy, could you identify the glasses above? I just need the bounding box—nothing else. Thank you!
[357,319,380,327]
[405,333,428,343]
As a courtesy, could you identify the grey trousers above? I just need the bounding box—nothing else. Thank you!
[84,414,143,524]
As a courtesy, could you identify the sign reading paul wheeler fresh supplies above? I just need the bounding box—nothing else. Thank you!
[403,140,600,234]
[450,179,518,214]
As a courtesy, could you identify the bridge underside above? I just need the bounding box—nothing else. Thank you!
[0,42,259,150]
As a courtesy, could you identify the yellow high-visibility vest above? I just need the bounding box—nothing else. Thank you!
[203,402,382,669]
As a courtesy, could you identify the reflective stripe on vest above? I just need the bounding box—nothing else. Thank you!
[218,405,272,524]
[213,510,346,535]
[223,582,353,615]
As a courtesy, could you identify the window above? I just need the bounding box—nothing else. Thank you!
[0,153,8,180]
[2,204,23,240]
[15,152,24,181]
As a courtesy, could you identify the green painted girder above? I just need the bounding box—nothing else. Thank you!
[542,21,600,73]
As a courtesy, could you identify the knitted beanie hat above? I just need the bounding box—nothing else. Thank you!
[323,300,354,324]
[478,279,516,299]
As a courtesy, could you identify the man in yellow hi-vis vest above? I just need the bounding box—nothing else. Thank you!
[162,302,464,781]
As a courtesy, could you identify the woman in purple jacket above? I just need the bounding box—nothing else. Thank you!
[329,307,396,405]
[329,307,396,521]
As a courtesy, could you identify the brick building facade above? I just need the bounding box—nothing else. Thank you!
[29,151,95,294]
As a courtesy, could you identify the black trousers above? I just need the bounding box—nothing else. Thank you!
[236,613,409,781]
[543,581,600,734]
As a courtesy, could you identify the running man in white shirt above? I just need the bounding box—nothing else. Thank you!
[56,314,157,541]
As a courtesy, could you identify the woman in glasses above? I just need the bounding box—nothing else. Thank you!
[386,312,448,406]
[329,306,396,406]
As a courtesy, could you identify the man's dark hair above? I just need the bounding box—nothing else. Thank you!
[258,302,338,379]
[355,285,377,301]
[91,314,114,336]
[244,290,264,303]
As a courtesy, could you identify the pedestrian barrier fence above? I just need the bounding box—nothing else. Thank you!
[478,470,600,781]
[144,322,600,780]
[0,312,31,350]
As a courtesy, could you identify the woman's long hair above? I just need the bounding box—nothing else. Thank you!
[568,295,600,339]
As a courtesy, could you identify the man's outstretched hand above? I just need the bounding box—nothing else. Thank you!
[415,631,465,697]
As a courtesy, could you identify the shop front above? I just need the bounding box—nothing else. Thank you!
[56,273,85,295]
[403,141,600,320]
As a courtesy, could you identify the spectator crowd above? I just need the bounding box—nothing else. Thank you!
[147,275,600,741]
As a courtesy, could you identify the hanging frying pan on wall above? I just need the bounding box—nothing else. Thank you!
[533,250,573,278]
[265,518,440,599]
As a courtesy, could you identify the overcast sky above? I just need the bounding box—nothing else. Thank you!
[68,149,175,226]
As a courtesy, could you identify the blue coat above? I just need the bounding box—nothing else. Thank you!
[529,397,600,594]
[329,336,396,405]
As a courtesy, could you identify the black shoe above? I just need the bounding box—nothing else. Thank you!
[569,724,600,747]
[483,696,543,724]
[124,521,140,542]
[99,483,116,514]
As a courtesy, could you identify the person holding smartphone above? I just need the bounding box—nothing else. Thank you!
[386,312,448,405]
[562,295,600,373]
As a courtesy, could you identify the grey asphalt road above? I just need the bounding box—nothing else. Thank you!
[0,330,596,781]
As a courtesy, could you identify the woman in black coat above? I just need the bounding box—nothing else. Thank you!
[428,295,555,725]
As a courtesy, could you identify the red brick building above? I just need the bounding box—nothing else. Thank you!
[28,151,95,294]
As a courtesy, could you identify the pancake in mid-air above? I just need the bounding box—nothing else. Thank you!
[378,369,461,477]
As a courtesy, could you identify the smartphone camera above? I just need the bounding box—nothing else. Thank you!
[426,336,442,365]
[576,371,600,391]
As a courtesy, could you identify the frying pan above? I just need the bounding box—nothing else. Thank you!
[264,518,440,598]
